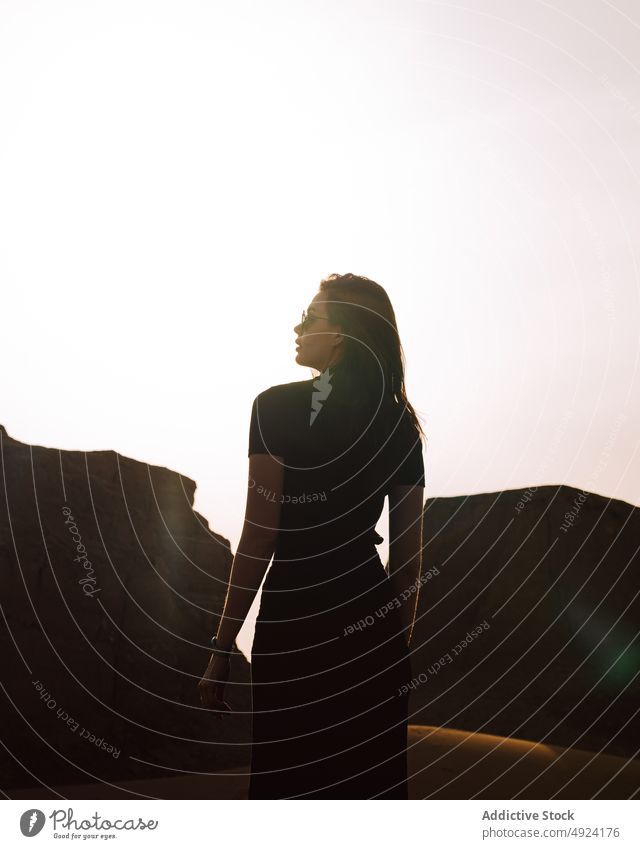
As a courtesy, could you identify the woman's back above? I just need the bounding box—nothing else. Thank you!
[248,360,424,560]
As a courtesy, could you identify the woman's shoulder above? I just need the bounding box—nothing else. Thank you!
[251,378,315,419]
[254,376,313,402]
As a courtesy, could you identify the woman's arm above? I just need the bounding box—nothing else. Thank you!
[214,452,284,650]
[387,484,425,647]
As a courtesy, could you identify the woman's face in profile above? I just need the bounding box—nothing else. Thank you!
[294,293,343,372]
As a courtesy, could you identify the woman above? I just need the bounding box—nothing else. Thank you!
[198,273,426,799]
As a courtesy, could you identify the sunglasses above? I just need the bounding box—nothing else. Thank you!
[300,309,329,334]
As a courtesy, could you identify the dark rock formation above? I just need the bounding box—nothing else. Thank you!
[0,424,252,791]
[404,485,640,760]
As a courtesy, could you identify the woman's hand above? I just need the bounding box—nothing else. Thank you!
[198,653,232,720]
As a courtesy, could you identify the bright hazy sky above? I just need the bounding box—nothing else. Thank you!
[2,1,639,658]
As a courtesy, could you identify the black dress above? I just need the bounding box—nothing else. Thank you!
[246,361,425,799]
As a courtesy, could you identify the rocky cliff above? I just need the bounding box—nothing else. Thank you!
[0,425,252,791]
[406,485,639,759]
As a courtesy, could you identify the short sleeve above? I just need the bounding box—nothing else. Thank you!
[248,389,285,458]
[389,420,425,487]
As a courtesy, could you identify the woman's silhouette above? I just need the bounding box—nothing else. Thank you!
[198,273,425,799]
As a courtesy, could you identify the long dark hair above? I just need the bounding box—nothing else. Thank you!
[317,272,426,443]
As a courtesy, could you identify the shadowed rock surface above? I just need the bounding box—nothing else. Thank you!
[0,424,252,791]
[405,485,640,760]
